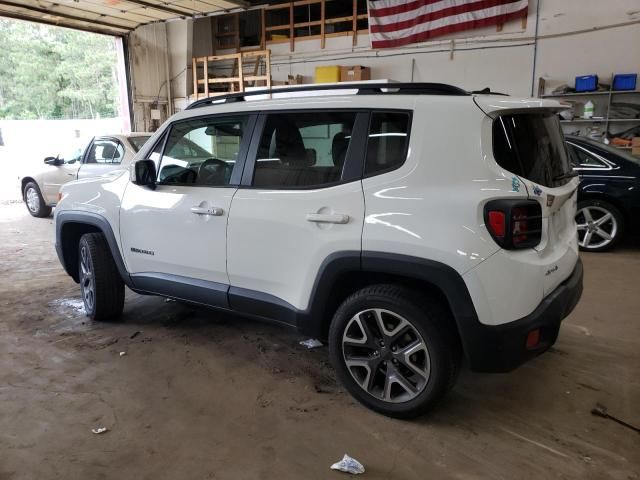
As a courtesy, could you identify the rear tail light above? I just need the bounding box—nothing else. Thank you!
[484,200,542,249]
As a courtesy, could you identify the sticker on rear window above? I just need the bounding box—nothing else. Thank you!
[511,176,521,193]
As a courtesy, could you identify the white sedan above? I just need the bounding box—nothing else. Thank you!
[21,133,150,217]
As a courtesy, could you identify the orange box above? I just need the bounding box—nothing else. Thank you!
[340,66,371,82]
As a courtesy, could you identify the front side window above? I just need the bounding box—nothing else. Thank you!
[365,112,411,176]
[157,116,248,186]
[86,139,121,164]
[252,111,357,188]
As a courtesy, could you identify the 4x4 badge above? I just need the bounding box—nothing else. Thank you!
[533,185,542,196]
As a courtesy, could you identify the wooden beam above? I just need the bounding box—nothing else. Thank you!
[0,0,134,30]
[0,9,126,35]
[124,0,193,18]
[238,54,244,92]
[203,57,209,97]
[289,2,294,52]
[260,8,266,49]
[320,0,325,49]
[352,0,357,46]
[265,49,271,89]
[192,56,198,99]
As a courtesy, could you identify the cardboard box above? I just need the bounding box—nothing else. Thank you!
[315,65,341,83]
[287,74,304,85]
[340,66,371,82]
[632,137,640,156]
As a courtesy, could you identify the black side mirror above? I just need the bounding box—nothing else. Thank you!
[44,156,63,166]
[133,159,157,190]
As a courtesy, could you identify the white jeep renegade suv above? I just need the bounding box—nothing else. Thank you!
[54,83,583,418]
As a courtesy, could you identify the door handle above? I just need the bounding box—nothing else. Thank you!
[305,213,350,224]
[191,206,224,216]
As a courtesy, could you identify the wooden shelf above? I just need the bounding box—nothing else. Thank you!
[542,89,640,98]
[561,118,640,123]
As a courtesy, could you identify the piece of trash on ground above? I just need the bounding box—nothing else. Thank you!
[130,331,141,339]
[330,454,365,474]
[91,427,109,434]
[165,298,176,303]
[300,338,323,349]
[119,351,126,357]
[591,403,640,434]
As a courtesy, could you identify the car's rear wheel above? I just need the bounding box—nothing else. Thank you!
[329,285,460,418]
[23,182,52,218]
[79,233,125,321]
[576,200,624,252]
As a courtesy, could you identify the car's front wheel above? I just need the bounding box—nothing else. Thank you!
[576,199,624,252]
[79,233,125,321]
[23,182,52,218]
[329,285,460,418]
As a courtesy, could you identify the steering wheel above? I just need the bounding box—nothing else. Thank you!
[197,158,232,185]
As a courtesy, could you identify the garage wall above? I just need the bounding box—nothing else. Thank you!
[127,0,640,125]
[265,0,640,96]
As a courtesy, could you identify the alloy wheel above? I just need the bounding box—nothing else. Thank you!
[342,308,431,403]
[25,187,40,213]
[576,205,617,250]
[80,245,95,312]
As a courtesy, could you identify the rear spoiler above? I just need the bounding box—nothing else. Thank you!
[473,95,569,119]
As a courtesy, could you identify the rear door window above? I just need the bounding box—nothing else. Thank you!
[493,113,571,187]
[252,111,358,188]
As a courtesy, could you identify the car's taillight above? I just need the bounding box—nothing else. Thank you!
[484,200,542,249]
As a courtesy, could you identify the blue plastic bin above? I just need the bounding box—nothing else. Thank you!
[613,74,637,91]
[575,75,598,92]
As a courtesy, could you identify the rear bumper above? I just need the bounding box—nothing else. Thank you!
[467,258,583,373]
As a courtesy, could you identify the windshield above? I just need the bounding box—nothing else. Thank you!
[60,144,85,164]
[493,113,571,187]
[128,135,151,152]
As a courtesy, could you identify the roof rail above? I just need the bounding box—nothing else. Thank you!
[186,82,469,110]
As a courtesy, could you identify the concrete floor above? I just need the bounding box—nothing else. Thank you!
[0,202,638,480]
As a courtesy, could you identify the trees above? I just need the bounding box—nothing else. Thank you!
[0,19,120,120]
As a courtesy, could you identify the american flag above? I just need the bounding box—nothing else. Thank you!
[367,0,529,49]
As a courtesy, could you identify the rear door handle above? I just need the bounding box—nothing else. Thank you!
[305,213,350,224]
[191,206,224,216]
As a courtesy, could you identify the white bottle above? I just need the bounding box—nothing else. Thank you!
[584,100,594,119]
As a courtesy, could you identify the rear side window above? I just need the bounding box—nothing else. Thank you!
[493,113,571,187]
[128,136,151,153]
[365,112,410,176]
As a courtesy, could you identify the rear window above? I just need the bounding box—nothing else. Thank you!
[493,113,571,187]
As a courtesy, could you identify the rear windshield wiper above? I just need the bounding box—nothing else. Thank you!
[553,171,579,181]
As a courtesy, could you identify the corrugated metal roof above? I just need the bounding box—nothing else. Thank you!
[0,0,251,36]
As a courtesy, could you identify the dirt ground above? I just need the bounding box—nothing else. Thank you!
[0,202,638,480]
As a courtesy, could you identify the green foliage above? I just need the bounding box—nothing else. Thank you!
[0,19,120,119]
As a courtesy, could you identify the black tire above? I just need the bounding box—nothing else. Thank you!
[328,284,461,419]
[576,199,624,252]
[23,181,52,218]
[78,233,125,321]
